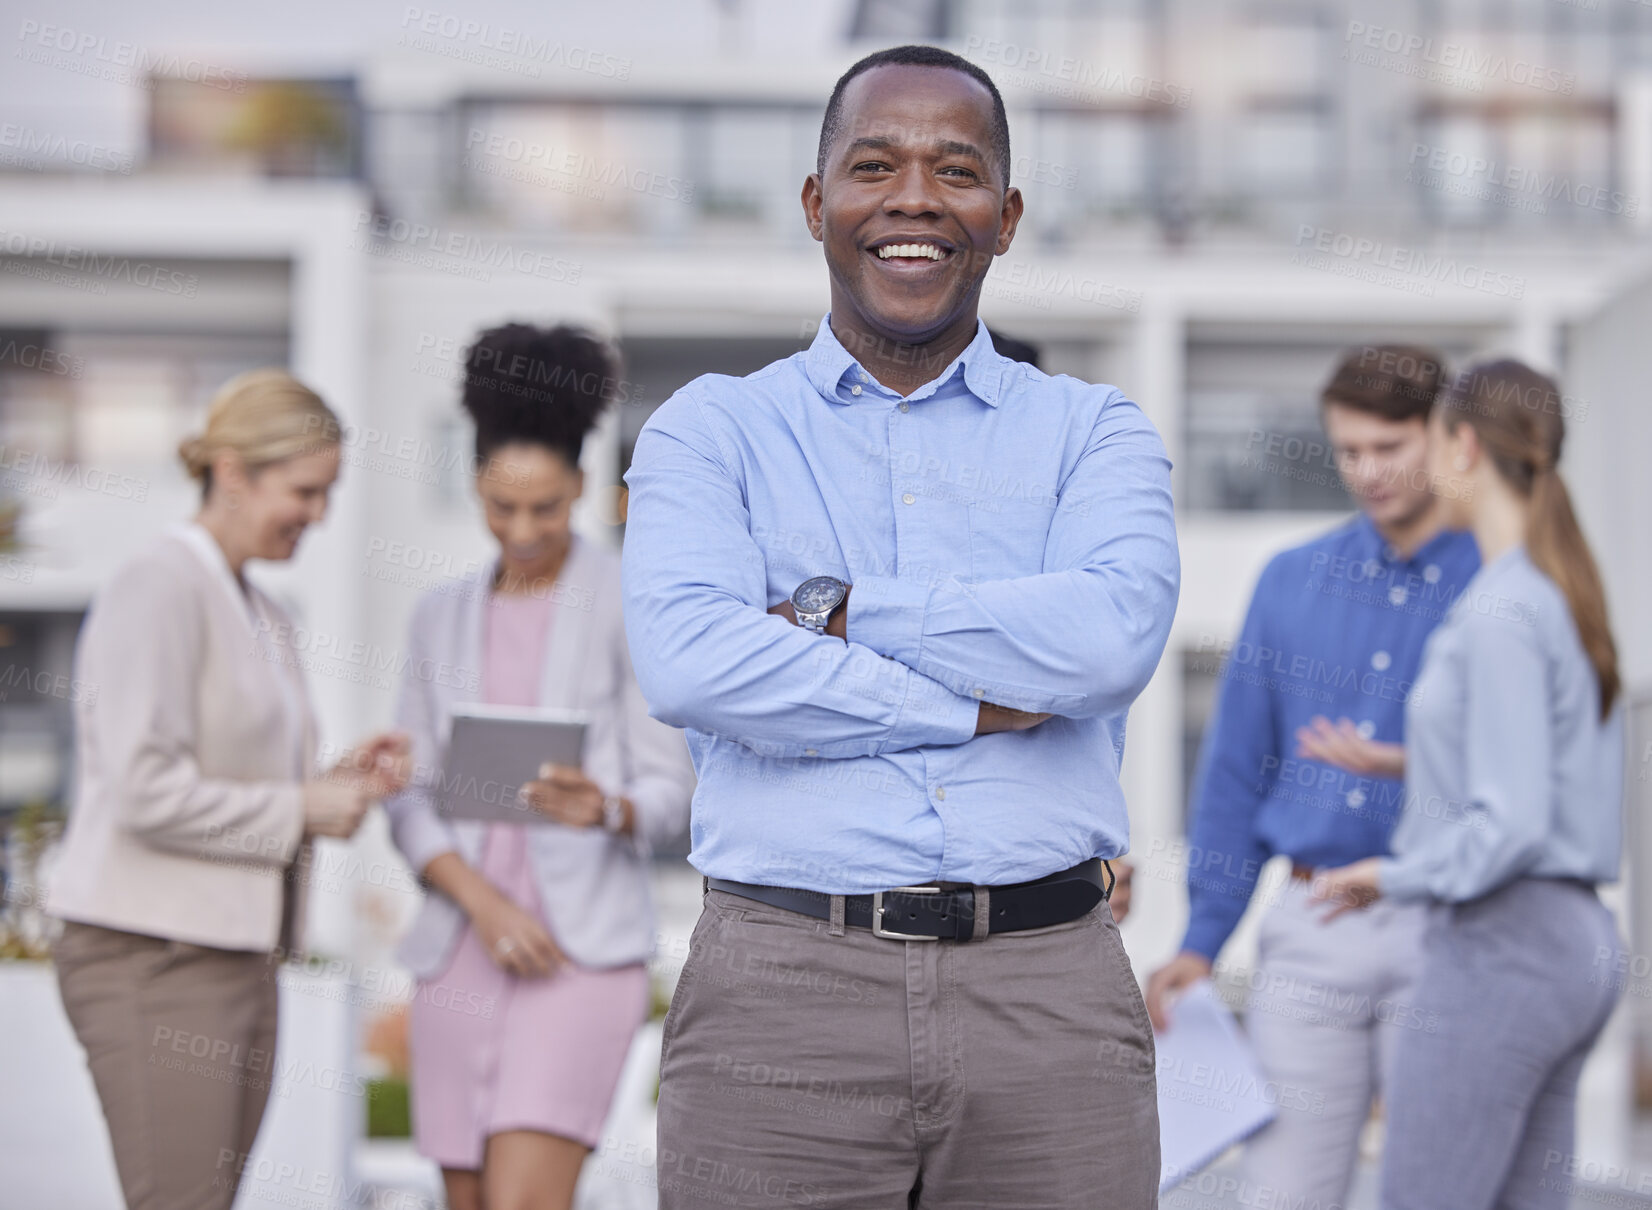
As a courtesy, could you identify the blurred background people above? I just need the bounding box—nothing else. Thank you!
[1146,346,1479,1207]
[1314,359,1624,1209]
[46,368,409,1210]
[382,323,694,1210]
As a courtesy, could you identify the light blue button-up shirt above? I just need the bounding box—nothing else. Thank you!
[1379,546,1623,902]
[621,316,1179,892]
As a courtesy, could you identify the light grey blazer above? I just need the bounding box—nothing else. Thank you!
[385,535,695,975]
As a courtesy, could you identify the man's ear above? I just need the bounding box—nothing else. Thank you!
[801,174,825,243]
[994,185,1024,256]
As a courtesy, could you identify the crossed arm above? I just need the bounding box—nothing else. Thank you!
[620,389,1179,758]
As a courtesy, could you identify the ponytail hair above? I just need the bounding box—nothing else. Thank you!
[1439,360,1620,718]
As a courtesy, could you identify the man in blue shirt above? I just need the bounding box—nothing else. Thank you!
[623,44,1178,1208]
[1145,346,1479,1207]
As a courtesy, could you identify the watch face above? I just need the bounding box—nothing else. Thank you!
[793,576,846,614]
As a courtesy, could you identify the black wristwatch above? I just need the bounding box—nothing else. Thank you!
[790,576,849,634]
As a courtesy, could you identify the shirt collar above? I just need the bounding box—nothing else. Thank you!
[170,520,257,627]
[1350,512,1470,567]
[802,314,1007,407]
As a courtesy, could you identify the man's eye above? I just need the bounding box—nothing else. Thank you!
[940,166,976,179]
[853,161,890,173]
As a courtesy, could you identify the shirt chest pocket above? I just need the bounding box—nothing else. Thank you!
[968,498,1058,578]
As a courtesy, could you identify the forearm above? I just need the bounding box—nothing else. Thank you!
[849,564,1177,717]
[122,765,305,867]
[421,851,497,916]
[625,586,979,756]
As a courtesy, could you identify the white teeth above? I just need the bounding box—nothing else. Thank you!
[877,243,945,261]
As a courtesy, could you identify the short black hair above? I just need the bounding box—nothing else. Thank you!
[817,44,1011,188]
[460,323,617,467]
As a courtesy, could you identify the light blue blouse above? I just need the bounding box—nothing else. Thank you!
[1379,545,1623,902]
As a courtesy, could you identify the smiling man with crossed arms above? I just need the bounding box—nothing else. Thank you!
[623,44,1179,1209]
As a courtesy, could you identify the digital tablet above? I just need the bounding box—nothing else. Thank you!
[435,703,590,825]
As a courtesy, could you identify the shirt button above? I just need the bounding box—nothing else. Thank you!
[902,492,916,505]
[850,384,862,396]
[935,787,946,800]
[971,688,985,698]
[1346,788,1367,808]
[1389,586,1408,606]
[860,372,869,383]
[1371,650,1391,671]
[1356,720,1376,739]
[804,748,818,757]
[899,402,910,413]
[1423,563,1442,583]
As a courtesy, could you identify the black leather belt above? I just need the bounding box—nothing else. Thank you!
[705,858,1112,941]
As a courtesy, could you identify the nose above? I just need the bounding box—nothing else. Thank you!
[882,161,943,219]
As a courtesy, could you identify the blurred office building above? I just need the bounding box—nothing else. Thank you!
[1,0,1650,1203]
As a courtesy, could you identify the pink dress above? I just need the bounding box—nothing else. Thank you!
[407,589,649,1168]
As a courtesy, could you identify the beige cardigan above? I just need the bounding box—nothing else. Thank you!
[49,524,317,953]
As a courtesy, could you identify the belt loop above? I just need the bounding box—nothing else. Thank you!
[971,885,990,941]
[701,874,709,901]
[828,894,846,937]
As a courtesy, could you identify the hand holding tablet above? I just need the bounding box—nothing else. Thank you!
[436,703,590,825]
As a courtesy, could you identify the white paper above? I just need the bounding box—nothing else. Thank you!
[1155,981,1278,1193]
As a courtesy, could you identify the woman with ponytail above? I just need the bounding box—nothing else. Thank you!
[1309,359,1625,1208]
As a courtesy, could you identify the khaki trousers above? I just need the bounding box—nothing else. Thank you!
[53,921,281,1210]
[655,888,1160,1209]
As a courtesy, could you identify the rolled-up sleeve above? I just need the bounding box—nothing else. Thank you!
[622,389,981,759]
[849,392,1180,717]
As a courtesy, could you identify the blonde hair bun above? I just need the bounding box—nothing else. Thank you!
[178,368,342,486]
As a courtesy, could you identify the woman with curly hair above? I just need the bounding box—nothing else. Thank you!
[383,323,693,1210]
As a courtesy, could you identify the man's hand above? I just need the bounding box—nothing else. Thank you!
[974,702,1052,734]
[1145,951,1213,1032]
[768,587,850,640]
[1107,858,1134,924]
[1295,716,1405,780]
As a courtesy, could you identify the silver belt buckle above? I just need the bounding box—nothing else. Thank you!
[871,885,944,941]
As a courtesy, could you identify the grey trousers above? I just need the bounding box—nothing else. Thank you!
[53,921,281,1210]
[1381,878,1623,1210]
[655,888,1161,1209]
[1233,878,1428,1210]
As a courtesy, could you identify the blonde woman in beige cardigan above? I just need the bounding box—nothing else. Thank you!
[48,369,410,1210]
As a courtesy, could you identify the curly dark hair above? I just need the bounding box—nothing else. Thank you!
[460,323,619,467]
